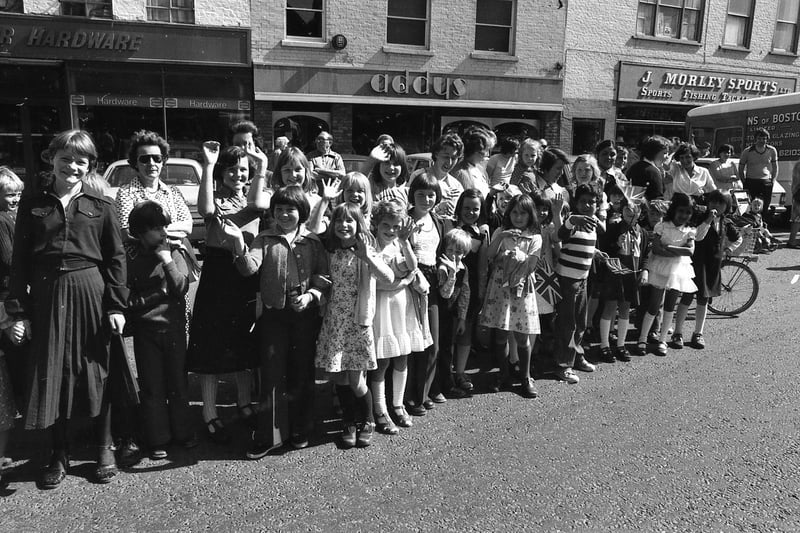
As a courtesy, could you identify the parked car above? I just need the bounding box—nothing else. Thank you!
[102,158,206,244]
[340,153,369,173]
[407,152,433,174]
[695,157,787,223]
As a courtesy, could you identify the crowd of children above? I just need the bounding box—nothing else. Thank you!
[0,127,770,489]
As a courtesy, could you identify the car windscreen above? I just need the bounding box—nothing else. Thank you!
[106,164,199,187]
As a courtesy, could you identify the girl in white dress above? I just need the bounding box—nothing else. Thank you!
[636,193,698,357]
[369,200,432,434]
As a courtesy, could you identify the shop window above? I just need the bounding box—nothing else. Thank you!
[274,115,330,153]
[475,0,515,53]
[723,0,753,48]
[773,0,800,53]
[286,0,325,40]
[572,119,605,156]
[0,0,23,13]
[636,0,704,42]
[147,0,196,24]
[60,0,112,18]
[387,0,429,47]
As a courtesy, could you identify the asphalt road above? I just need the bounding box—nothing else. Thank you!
[2,237,800,532]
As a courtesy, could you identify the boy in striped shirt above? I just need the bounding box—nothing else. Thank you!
[552,185,608,384]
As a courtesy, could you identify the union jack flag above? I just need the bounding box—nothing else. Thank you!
[535,261,561,307]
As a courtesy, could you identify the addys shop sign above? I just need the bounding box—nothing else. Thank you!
[618,63,796,105]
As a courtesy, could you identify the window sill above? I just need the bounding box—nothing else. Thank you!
[768,49,799,57]
[718,44,750,52]
[470,51,518,62]
[632,34,702,47]
[382,45,434,56]
[280,39,328,49]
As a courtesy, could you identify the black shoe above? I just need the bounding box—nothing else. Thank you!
[597,346,615,363]
[520,377,538,399]
[116,438,141,468]
[356,422,375,447]
[206,418,230,445]
[406,402,427,417]
[613,345,632,362]
[340,424,357,449]
[290,434,309,450]
[444,387,467,399]
[246,440,282,460]
[422,399,435,410]
[40,451,69,490]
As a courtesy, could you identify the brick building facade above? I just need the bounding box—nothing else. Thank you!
[0,1,251,179]
[250,0,566,154]
[562,0,800,154]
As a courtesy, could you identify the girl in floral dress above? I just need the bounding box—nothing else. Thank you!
[316,203,394,448]
[480,194,542,398]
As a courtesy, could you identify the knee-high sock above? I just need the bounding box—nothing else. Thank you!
[616,318,630,347]
[335,385,356,424]
[391,367,407,408]
[598,317,612,348]
[200,374,218,423]
[354,389,374,424]
[659,310,675,343]
[371,379,386,416]
[694,303,708,335]
[673,304,689,336]
[639,312,656,343]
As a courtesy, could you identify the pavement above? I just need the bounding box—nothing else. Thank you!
[2,235,800,532]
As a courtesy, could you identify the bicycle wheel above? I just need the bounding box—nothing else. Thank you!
[708,260,759,316]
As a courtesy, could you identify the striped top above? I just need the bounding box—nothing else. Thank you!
[556,223,597,280]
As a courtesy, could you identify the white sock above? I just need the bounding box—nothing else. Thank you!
[616,318,629,347]
[392,367,408,408]
[694,304,708,335]
[371,379,387,415]
[200,374,218,423]
[235,371,252,408]
[639,312,655,343]
[660,311,675,343]
[599,318,612,348]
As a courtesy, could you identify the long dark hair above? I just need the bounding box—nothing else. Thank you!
[369,143,409,186]
[665,192,693,225]
[454,188,487,226]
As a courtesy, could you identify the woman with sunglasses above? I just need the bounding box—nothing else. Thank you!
[114,130,193,242]
[187,140,269,445]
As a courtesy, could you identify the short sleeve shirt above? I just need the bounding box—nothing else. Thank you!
[114,177,192,230]
[740,145,778,181]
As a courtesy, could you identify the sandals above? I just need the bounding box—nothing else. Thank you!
[94,445,118,484]
[634,342,648,356]
[391,406,413,428]
[375,412,399,435]
[206,418,231,444]
[40,451,69,490]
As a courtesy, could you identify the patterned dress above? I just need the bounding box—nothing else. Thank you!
[316,249,377,372]
[480,230,542,334]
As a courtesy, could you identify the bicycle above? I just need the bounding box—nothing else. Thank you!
[708,254,760,317]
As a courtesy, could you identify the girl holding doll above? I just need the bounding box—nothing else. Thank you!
[316,203,394,448]
[187,141,270,444]
[480,194,542,398]
[636,193,698,357]
[449,189,490,392]
[369,200,432,433]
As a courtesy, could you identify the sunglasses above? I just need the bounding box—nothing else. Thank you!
[137,154,163,164]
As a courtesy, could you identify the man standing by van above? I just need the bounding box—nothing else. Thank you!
[739,128,778,202]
